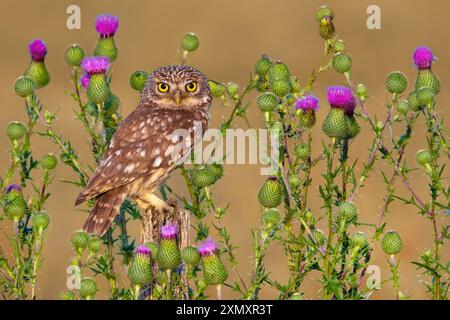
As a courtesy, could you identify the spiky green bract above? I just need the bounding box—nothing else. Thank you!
[60,291,76,300]
[270,79,291,97]
[208,81,225,98]
[257,92,278,112]
[396,99,410,115]
[315,5,334,21]
[129,253,153,286]
[385,71,408,94]
[94,37,118,62]
[14,76,35,97]
[156,239,181,270]
[71,230,90,253]
[288,175,300,189]
[258,177,283,208]
[88,236,101,254]
[416,150,432,166]
[144,242,159,257]
[41,153,57,170]
[295,143,311,161]
[104,94,120,115]
[356,83,368,102]
[415,69,440,95]
[226,81,239,98]
[407,91,422,112]
[416,87,435,106]
[298,110,316,128]
[182,32,200,52]
[156,270,168,285]
[129,70,149,92]
[182,246,201,266]
[65,44,85,66]
[267,62,290,83]
[346,115,361,139]
[322,108,348,139]
[333,39,346,52]
[316,6,335,40]
[261,208,281,228]
[192,163,223,188]
[350,232,368,249]
[382,231,403,255]
[332,53,352,74]
[202,254,228,286]
[87,74,111,103]
[255,55,272,77]
[6,121,26,141]
[25,61,51,88]
[32,212,50,233]
[338,201,357,223]
[4,190,27,222]
[79,278,98,299]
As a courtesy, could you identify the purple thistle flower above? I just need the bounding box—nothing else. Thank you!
[135,245,151,256]
[161,223,178,240]
[80,73,90,89]
[197,238,217,257]
[81,56,110,75]
[295,95,319,112]
[95,14,119,38]
[413,46,435,69]
[28,39,47,62]
[326,85,356,114]
[5,184,21,193]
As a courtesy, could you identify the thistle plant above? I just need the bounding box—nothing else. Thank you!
[1,4,448,301]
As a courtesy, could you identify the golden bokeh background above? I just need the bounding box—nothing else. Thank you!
[0,0,448,299]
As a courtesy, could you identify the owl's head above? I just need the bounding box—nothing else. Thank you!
[143,65,211,110]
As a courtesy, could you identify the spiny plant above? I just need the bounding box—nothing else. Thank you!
[1,5,448,300]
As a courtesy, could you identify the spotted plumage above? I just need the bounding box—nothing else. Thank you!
[75,65,211,235]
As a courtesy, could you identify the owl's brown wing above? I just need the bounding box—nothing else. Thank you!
[75,105,208,205]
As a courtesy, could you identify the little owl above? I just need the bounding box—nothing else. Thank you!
[75,65,211,236]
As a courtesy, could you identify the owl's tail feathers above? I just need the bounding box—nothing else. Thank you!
[82,188,127,236]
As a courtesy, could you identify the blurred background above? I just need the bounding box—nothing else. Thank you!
[0,0,448,299]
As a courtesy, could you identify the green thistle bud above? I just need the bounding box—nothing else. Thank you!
[6,121,26,141]
[182,32,200,52]
[182,246,201,266]
[104,94,120,115]
[88,236,101,254]
[356,83,368,101]
[416,87,435,106]
[128,247,153,286]
[157,239,181,270]
[416,150,432,167]
[208,81,225,98]
[338,201,357,221]
[5,190,27,222]
[144,242,159,257]
[41,153,57,170]
[261,208,281,228]
[332,53,352,74]
[65,44,85,66]
[415,69,440,95]
[381,231,403,255]
[226,82,239,97]
[322,108,348,139]
[87,74,111,103]
[129,70,149,92]
[350,232,368,249]
[94,37,118,62]
[79,278,98,299]
[385,71,408,94]
[346,115,361,139]
[288,175,300,189]
[396,99,410,115]
[288,293,304,300]
[257,92,278,112]
[332,39,346,53]
[191,163,224,188]
[202,255,228,286]
[71,230,90,253]
[270,79,291,97]
[267,62,290,82]
[298,110,316,128]
[295,143,311,161]
[407,91,422,112]
[258,177,283,208]
[25,61,51,88]
[315,5,334,21]
[14,76,35,97]
[32,212,50,232]
[156,270,168,285]
[255,55,272,77]
[319,19,335,40]
[60,290,76,300]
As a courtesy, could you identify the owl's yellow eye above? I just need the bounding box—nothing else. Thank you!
[185,82,197,92]
[157,82,170,93]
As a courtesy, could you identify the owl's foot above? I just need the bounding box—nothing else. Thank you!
[135,193,173,214]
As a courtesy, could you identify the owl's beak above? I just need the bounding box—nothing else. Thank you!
[174,90,181,107]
